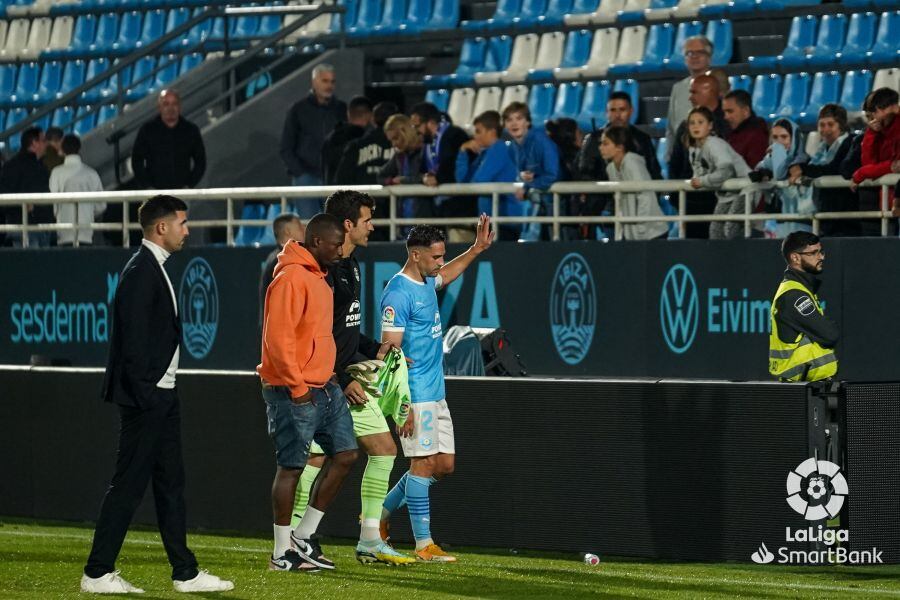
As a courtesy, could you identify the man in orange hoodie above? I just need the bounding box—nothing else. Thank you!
[258,213,359,573]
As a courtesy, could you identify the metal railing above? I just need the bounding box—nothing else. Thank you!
[0,174,896,247]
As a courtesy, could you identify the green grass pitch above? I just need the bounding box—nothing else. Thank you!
[3,519,900,599]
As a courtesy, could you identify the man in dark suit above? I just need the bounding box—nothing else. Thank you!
[82,195,233,595]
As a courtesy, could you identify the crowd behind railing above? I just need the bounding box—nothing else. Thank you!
[0,49,898,249]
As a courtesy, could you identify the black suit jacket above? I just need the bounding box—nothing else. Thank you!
[102,245,181,408]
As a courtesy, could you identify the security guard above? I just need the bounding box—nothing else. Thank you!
[769,231,840,382]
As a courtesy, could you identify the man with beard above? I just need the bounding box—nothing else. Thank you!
[768,231,839,382]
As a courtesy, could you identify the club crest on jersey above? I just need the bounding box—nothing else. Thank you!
[382,306,396,326]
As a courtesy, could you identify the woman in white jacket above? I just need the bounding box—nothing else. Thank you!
[685,107,751,240]
[600,126,670,241]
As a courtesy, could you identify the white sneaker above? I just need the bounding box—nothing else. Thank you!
[80,571,145,594]
[173,570,234,593]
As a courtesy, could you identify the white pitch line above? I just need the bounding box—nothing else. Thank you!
[2,529,900,596]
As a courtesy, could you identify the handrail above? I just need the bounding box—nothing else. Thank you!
[0,174,896,248]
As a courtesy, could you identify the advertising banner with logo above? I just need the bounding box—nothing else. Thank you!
[0,239,897,380]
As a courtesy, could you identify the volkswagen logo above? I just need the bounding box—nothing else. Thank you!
[179,257,219,360]
[549,253,596,365]
[660,264,699,354]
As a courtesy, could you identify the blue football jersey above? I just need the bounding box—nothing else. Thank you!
[380,273,445,403]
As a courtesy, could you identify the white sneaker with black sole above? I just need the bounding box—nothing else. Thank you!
[80,571,144,594]
[290,533,335,570]
[269,549,320,573]
[173,570,235,592]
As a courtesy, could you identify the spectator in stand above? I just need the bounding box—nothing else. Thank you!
[43,127,65,173]
[410,102,472,241]
[279,64,346,217]
[379,114,427,229]
[707,68,731,98]
[455,110,519,239]
[50,134,106,247]
[321,96,374,186]
[723,90,769,169]
[665,36,713,162]
[502,101,559,241]
[600,126,670,241]
[0,127,51,247]
[686,107,751,240]
[258,213,305,330]
[840,110,884,236]
[789,103,858,237]
[750,118,809,237]
[669,74,729,238]
[853,88,900,215]
[132,89,206,190]
[546,117,585,240]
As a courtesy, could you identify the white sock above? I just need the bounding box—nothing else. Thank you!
[293,507,324,540]
[415,537,435,551]
[360,518,381,547]
[273,524,292,557]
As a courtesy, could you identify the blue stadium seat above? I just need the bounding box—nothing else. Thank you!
[81,58,110,104]
[729,74,753,93]
[11,62,40,106]
[806,14,848,67]
[536,0,574,26]
[550,81,583,120]
[868,10,900,65]
[528,83,557,126]
[68,14,97,54]
[839,69,873,113]
[59,59,85,98]
[398,0,431,33]
[153,55,180,90]
[0,111,5,134]
[461,0,520,31]
[530,29,591,82]
[565,0,600,19]
[73,106,97,137]
[136,9,166,50]
[34,60,62,103]
[89,13,120,56]
[111,11,143,55]
[706,19,733,65]
[182,8,212,49]
[333,0,360,31]
[51,106,75,130]
[347,0,382,36]
[630,23,674,73]
[774,72,811,119]
[258,6,283,38]
[426,0,459,29]
[98,104,119,125]
[231,11,261,41]
[842,0,873,6]
[836,11,877,65]
[257,204,282,246]
[663,20,704,72]
[751,15,816,70]
[575,79,611,131]
[613,79,639,123]
[798,71,841,125]
[6,109,30,150]
[372,0,408,35]
[164,7,191,40]
[512,0,547,27]
[180,52,204,74]
[478,35,513,77]
[102,62,132,100]
[234,203,268,247]
[425,88,450,112]
[126,56,156,101]
[752,73,782,118]
[425,37,486,87]
[0,64,17,100]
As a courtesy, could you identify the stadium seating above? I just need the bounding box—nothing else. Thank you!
[461,0,520,31]
[575,79,611,131]
[475,33,537,84]
[836,11,877,65]
[529,28,589,82]
[752,73,782,119]
[606,25,647,74]
[512,0,549,28]
[577,27,618,78]
[868,10,899,64]
[425,87,450,111]
[773,72,811,120]
[447,86,475,128]
[550,81,583,120]
[797,71,841,125]
[471,85,502,122]
[500,84,529,108]
[840,69,873,116]
[528,82,556,125]
[662,20,703,72]
[523,31,565,82]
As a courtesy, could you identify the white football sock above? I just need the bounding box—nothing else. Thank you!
[293,507,324,540]
[273,524,292,557]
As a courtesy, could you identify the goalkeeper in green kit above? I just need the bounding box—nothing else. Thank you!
[290,190,415,566]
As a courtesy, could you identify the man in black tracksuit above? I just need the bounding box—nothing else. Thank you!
[321,96,374,186]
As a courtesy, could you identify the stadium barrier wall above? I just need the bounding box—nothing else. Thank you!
[1,239,899,381]
[0,368,845,561]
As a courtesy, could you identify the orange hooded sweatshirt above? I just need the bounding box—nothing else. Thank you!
[257,241,335,399]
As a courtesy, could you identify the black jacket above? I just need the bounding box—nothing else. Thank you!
[428,125,470,184]
[668,105,731,180]
[795,134,857,237]
[132,116,206,189]
[327,254,380,390]
[322,123,368,185]
[774,268,840,348]
[280,93,347,178]
[102,245,181,408]
[0,150,50,224]
[334,127,394,186]
[577,125,662,181]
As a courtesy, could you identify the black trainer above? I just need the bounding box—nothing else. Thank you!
[269,549,320,573]
[291,533,336,570]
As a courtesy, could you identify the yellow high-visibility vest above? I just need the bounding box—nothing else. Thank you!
[769,279,838,382]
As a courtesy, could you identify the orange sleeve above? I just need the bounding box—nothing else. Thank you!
[263,276,308,398]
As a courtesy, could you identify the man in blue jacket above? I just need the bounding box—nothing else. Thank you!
[455,111,518,238]
[501,102,559,241]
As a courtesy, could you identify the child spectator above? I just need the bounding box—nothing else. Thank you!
[600,126,670,240]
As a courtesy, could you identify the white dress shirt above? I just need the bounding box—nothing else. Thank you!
[141,239,179,389]
[50,154,106,245]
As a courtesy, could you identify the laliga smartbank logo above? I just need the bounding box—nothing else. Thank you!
[750,458,882,565]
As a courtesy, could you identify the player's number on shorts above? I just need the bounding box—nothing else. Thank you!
[421,410,434,432]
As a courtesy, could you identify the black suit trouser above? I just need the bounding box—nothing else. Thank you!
[84,388,199,581]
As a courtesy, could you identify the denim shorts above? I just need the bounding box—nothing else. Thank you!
[262,381,358,469]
